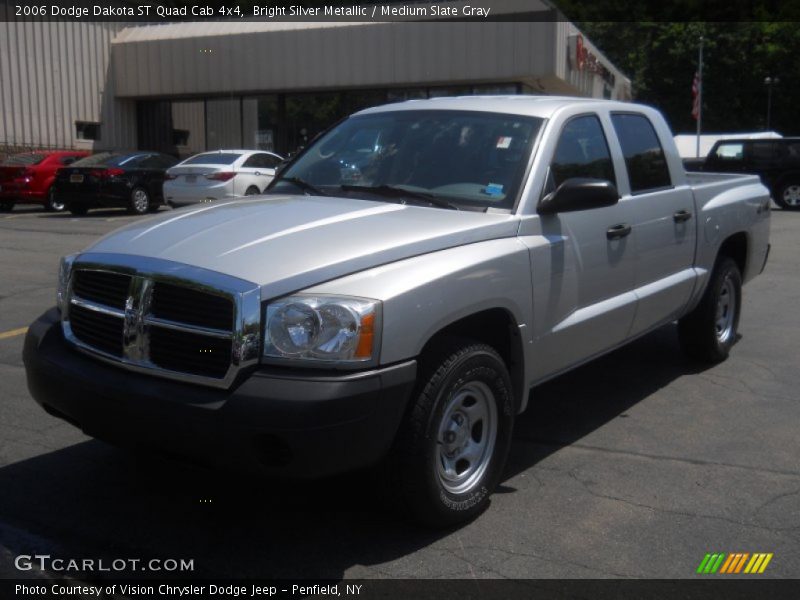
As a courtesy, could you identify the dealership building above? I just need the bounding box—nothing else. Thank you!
[0,1,631,158]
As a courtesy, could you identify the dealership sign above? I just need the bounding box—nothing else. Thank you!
[568,34,616,87]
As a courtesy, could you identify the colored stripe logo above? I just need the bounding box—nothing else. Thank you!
[697,553,773,574]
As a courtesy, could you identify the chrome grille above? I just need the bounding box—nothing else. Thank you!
[62,255,261,389]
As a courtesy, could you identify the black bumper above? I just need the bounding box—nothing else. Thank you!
[23,308,417,478]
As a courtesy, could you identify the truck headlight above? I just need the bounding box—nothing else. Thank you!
[263,295,380,366]
[56,254,77,311]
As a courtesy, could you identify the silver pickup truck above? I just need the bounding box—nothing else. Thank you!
[24,97,771,526]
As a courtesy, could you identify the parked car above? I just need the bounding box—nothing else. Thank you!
[53,151,178,215]
[0,150,89,212]
[164,150,284,207]
[685,137,800,209]
[24,97,770,526]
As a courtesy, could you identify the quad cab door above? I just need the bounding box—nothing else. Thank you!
[525,113,638,381]
[609,113,697,336]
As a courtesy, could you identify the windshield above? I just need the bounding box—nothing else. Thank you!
[273,110,543,210]
[182,153,241,166]
[2,153,46,166]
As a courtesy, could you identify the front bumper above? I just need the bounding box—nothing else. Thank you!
[23,308,416,478]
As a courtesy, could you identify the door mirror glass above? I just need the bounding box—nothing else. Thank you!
[537,177,619,215]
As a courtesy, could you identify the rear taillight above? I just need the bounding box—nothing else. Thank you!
[205,172,236,182]
[89,168,125,178]
[164,173,177,181]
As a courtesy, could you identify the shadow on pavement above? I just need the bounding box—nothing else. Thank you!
[0,324,713,579]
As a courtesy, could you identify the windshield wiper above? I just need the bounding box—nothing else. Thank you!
[277,177,328,196]
[339,184,459,210]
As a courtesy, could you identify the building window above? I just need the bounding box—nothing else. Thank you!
[172,129,190,146]
[75,121,101,141]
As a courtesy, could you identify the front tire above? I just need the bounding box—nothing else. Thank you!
[0,201,13,212]
[678,257,742,363]
[128,187,150,215]
[386,339,514,527]
[45,186,65,212]
[776,181,800,210]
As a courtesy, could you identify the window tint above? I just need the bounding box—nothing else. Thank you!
[243,153,274,168]
[2,153,46,166]
[611,114,672,193]
[786,143,800,158]
[749,142,776,161]
[264,154,283,168]
[713,143,744,160]
[550,115,615,187]
[183,153,241,166]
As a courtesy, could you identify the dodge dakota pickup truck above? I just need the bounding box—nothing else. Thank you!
[23,97,771,526]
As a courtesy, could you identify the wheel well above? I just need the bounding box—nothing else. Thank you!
[419,308,525,412]
[718,232,748,275]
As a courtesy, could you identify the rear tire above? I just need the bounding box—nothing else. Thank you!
[0,201,13,212]
[776,181,800,210]
[128,187,150,215]
[45,186,65,212]
[68,205,88,216]
[385,338,514,527]
[245,186,260,196]
[678,257,742,363]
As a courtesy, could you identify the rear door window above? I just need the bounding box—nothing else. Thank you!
[611,113,672,193]
[712,143,744,161]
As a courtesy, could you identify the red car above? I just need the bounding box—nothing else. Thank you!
[0,151,90,212]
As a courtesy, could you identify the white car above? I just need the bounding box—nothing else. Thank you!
[164,150,283,207]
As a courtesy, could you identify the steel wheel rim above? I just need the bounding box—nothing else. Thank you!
[715,274,737,344]
[783,185,800,207]
[436,380,498,495]
[133,189,149,212]
[49,189,65,211]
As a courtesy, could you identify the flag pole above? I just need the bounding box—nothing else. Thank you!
[696,36,704,158]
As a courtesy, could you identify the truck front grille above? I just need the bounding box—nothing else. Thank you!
[62,260,260,389]
[68,303,124,358]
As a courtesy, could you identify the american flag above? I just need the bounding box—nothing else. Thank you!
[692,72,701,120]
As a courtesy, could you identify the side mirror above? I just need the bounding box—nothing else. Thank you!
[537,178,619,215]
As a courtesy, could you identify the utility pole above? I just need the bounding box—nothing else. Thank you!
[695,36,704,159]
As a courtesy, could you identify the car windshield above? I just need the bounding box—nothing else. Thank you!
[2,153,46,166]
[182,153,241,165]
[272,110,543,210]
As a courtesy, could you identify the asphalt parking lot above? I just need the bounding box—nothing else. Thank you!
[0,204,798,580]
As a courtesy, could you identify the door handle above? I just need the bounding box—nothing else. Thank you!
[673,209,693,223]
[606,223,632,240]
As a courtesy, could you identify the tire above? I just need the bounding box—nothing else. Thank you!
[68,205,88,216]
[45,186,65,212]
[0,201,13,213]
[776,181,800,210]
[128,187,150,215]
[678,257,742,363]
[245,186,260,196]
[386,338,515,527]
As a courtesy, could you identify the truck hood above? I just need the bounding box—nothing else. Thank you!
[86,195,520,298]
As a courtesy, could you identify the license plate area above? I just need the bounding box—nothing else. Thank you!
[185,175,197,183]
[70,174,84,183]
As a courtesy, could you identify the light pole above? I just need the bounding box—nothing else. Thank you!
[764,76,779,131]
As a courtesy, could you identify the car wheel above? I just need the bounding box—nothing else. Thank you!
[0,201,13,213]
[45,187,65,212]
[776,182,800,210]
[129,187,150,215]
[386,338,514,527]
[69,205,88,216]
[678,257,742,363]
[245,186,260,196]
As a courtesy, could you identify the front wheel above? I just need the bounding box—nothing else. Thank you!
[386,339,514,527]
[776,182,800,210]
[678,257,742,363]
[45,186,65,212]
[128,187,150,215]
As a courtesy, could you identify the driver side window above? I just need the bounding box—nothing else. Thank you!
[550,115,615,189]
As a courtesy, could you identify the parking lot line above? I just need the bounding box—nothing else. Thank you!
[0,327,28,340]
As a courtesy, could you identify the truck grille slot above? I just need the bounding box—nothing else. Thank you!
[151,282,234,331]
[72,270,131,309]
[68,304,124,357]
[149,327,232,379]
